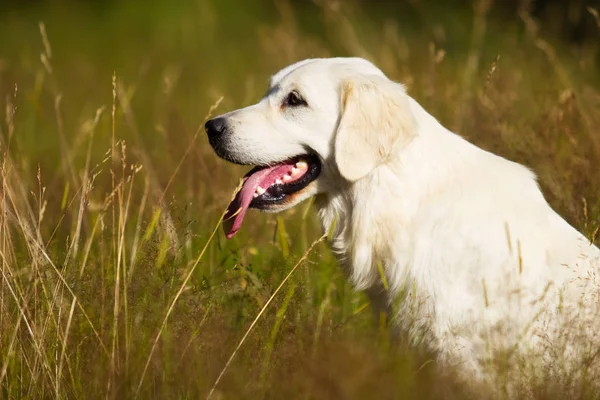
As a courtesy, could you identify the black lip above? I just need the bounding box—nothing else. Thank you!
[249,154,321,209]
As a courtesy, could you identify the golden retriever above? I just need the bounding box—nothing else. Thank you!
[205,57,600,383]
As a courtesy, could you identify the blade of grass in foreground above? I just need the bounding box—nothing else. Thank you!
[135,211,225,398]
[205,233,327,400]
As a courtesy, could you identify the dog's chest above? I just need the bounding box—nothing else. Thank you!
[316,192,415,291]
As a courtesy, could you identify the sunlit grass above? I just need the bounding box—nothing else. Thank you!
[0,0,599,398]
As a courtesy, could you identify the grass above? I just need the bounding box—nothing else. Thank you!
[1,0,599,398]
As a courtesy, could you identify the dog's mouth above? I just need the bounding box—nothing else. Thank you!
[223,154,321,239]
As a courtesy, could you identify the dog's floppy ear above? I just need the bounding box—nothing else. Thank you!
[335,76,417,182]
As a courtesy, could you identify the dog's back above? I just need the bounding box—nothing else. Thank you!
[383,98,600,382]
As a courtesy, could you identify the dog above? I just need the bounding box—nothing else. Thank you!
[205,57,600,383]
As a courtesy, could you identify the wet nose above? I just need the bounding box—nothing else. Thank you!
[204,117,227,139]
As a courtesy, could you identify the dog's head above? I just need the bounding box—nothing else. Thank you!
[206,57,416,238]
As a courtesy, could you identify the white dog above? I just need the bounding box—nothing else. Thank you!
[205,57,600,382]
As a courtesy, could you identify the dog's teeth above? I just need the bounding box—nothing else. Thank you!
[275,179,283,185]
[283,174,292,182]
[291,167,300,176]
[255,186,266,196]
[295,161,308,170]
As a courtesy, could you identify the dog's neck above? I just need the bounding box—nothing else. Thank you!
[317,97,483,294]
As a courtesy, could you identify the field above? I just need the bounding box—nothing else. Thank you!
[1,0,599,398]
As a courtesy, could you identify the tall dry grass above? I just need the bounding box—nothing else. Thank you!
[0,0,599,398]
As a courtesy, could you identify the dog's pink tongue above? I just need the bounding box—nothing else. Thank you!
[223,164,292,239]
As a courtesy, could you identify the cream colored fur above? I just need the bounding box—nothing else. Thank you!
[211,57,600,383]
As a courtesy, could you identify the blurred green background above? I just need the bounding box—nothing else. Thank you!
[0,1,599,399]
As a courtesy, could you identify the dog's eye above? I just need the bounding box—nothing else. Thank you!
[285,91,306,107]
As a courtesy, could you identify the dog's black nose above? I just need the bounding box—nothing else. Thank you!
[205,117,227,139]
